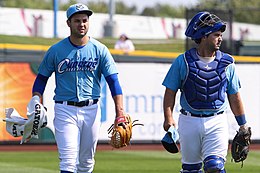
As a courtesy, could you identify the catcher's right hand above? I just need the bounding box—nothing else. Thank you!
[161,126,179,154]
[107,114,143,149]
[231,125,252,167]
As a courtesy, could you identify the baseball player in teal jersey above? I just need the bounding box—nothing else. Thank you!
[162,12,250,173]
[30,3,125,173]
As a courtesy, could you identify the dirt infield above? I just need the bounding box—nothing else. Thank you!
[0,143,259,152]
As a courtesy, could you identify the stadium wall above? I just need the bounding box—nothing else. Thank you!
[0,7,260,40]
[0,44,260,144]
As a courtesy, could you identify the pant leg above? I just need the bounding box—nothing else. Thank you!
[77,103,101,173]
[202,113,229,160]
[178,114,204,164]
[54,104,80,173]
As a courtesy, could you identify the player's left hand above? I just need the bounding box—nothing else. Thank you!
[107,114,143,148]
[231,124,251,167]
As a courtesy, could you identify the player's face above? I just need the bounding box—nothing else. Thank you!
[68,13,89,38]
[206,31,223,51]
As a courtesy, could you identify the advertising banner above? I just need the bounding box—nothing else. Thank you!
[0,62,259,142]
[0,63,36,142]
[43,63,260,142]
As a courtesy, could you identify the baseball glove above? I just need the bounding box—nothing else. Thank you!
[231,126,252,167]
[107,114,143,149]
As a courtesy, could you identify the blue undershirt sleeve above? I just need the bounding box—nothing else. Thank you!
[32,73,49,95]
[105,74,123,97]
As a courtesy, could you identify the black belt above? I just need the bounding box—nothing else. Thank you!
[55,99,98,107]
[180,109,224,118]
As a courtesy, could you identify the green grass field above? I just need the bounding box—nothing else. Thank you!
[0,150,260,173]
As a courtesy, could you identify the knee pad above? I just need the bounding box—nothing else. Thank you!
[180,163,203,173]
[203,155,226,173]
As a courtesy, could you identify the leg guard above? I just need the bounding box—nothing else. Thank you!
[203,155,226,173]
[180,163,203,173]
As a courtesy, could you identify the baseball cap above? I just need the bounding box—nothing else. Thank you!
[161,132,179,153]
[120,33,129,39]
[66,3,93,19]
[161,126,179,154]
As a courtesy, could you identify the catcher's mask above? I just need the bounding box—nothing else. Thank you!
[185,11,226,40]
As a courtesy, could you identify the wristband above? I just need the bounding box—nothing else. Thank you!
[235,114,247,126]
[115,116,126,124]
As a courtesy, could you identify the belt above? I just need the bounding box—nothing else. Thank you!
[55,99,98,107]
[180,109,224,118]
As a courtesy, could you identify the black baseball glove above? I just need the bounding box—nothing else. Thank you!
[231,126,252,167]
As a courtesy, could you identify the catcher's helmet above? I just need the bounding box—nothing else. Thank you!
[185,11,226,40]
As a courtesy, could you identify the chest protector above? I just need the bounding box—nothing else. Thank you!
[182,48,234,111]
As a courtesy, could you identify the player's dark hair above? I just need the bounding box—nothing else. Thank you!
[194,39,201,44]
[194,34,211,44]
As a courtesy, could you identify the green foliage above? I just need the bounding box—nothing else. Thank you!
[0,0,186,18]
[86,1,137,15]
[59,0,78,11]
[1,0,260,24]
[141,3,185,17]
[0,0,53,9]
[87,1,109,14]
[115,1,137,15]
[197,0,260,24]
[141,7,157,16]
[155,3,185,18]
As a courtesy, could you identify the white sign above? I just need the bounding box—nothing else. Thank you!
[43,62,260,142]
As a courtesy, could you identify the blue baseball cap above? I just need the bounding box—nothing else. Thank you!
[66,3,93,19]
[161,126,179,154]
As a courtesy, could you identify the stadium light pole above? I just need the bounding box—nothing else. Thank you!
[109,0,115,23]
[103,0,116,37]
[53,0,58,38]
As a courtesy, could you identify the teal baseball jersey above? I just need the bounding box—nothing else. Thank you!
[38,37,118,101]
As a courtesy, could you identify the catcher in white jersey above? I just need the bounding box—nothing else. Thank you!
[162,12,250,173]
[31,3,125,173]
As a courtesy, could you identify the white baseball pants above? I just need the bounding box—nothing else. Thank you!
[54,103,101,173]
[178,112,229,164]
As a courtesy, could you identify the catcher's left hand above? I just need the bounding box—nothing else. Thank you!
[107,114,143,148]
[231,125,252,167]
